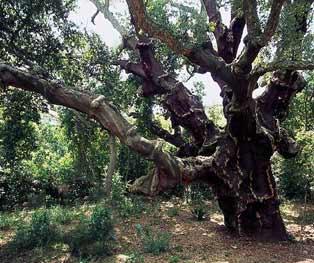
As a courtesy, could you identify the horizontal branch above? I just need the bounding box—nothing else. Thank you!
[0,63,174,168]
[0,62,224,195]
[251,61,314,78]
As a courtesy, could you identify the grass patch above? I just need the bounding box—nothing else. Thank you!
[135,224,171,255]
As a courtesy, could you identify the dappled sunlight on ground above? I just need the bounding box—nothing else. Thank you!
[0,199,314,262]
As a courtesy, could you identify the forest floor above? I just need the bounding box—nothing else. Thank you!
[1,197,314,263]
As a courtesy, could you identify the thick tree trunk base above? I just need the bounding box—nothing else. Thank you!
[218,197,289,241]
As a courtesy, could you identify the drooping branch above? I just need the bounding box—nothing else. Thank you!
[91,9,100,25]
[89,0,139,53]
[104,133,117,195]
[0,62,225,195]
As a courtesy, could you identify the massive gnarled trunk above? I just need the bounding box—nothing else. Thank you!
[1,0,314,241]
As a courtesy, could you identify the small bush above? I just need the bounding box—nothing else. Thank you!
[0,213,20,230]
[189,191,208,221]
[89,205,115,242]
[110,174,145,218]
[135,224,171,255]
[11,209,58,250]
[167,207,179,217]
[191,206,207,221]
[111,173,127,205]
[126,252,145,263]
[118,196,145,218]
[65,205,115,257]
[169,255,180,263]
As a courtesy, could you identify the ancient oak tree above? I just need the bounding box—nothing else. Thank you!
[1,0,314,240]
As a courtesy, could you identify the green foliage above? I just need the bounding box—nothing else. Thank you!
[273,75,314,200]
[206,105,226,128]
[135,224,171,255]
[49,205,77,225]
[126,252,145,263]
[187,184,210,221]
[166,207,179,217]
[274,130,314,200]
[169,255,181,263]
[11,209,59,250]
[0,212,21,230]
[110,173,145,218]
[65,205,115,257]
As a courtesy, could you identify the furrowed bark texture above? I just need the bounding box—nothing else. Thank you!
[120,0,312,241]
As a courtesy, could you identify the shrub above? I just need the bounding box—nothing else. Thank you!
[189,191,208,221]
[167,207,179,217]
[126,252,145,263]
[273,131,314,200]
[135,224,171,255]
[0,212,20,230]
[50,205,76,225]
[89,205,115,242]
[65,205,115,257]
[169,255,180,263]
[110,174,145,218]
[11,209,58,250]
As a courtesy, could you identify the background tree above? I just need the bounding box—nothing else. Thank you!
[1,0,314,241]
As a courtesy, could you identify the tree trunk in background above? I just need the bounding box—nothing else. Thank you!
[104,134,117,196]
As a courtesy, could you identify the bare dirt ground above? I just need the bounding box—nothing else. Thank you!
[1,199,314,263]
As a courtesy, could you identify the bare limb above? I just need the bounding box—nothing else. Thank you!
[234,0,286,74]
[262,0,287,45]
[91,9,100,25]
[118,42,220,146]
[201,0,224,41]
[89,0,128,36]
[125,0,192,56]
[243,0,261,37]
